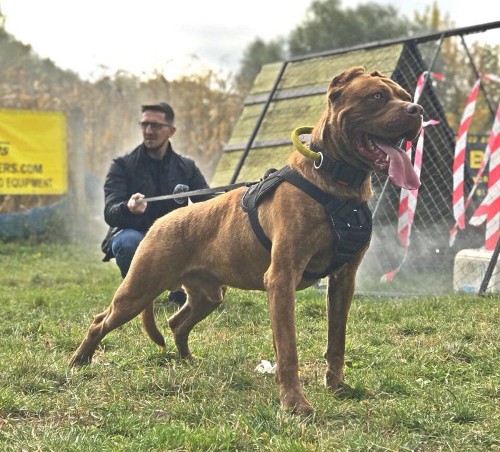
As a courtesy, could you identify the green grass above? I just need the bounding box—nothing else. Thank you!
[0,243,499,451]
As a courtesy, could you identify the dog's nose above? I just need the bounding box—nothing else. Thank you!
[405,103,424,116]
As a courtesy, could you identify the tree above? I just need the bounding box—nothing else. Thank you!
[288,0,422,56]
[236,38,285,91]
[237,0,425,89]
[412,2,499,133]
[0,28,243,214]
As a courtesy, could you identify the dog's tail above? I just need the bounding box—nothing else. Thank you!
[141,304,166,348]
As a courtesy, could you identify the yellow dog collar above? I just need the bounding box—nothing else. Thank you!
[291,126,321,162]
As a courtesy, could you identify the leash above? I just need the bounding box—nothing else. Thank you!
[142,125,358,204]
[140,181,256,203]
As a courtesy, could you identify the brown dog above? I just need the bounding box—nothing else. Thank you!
[70,67,423,415]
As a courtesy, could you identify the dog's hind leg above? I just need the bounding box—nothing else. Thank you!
[69,284,162,367]
[168,282,224,358]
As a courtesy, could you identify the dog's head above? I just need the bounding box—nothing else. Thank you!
[313,66,423,190]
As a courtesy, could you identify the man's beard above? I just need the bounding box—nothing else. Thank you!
[144,137,166,152]
[145,142,161,151]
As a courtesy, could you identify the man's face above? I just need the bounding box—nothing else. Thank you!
[140,110,176,151]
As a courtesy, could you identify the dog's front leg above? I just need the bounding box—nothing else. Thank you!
[324,258,361,391]
[265,266,313,415]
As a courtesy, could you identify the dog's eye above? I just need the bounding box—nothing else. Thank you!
[373,92,383,100]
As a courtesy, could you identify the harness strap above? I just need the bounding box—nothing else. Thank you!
[279,167,333,205]
[242,171,284,253]
[241,165,372,280]
[278,168,347,279]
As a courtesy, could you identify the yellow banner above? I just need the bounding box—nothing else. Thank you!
[0,109,67,195]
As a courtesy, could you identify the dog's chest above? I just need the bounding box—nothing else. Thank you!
[242,166,372,279]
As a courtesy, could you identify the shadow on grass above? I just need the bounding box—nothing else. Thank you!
[145,351,184,367]
[334,382,374,401]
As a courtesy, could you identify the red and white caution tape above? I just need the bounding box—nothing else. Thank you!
[381,72,442,282]
[460,104,500,226]
[483,74,500,83]
[413,71,444,104]
[381,120,439,281]
[469,103,500,250]
[452,77,481,231]
[449,73,500,246]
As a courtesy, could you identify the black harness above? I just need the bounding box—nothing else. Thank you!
[241,165,372,280]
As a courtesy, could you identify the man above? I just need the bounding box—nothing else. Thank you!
[101,102,213,305]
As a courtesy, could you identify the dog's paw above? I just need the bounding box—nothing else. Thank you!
[280,390,314,416]
[325,369,344,391]
[69,353,91,368]
[282,399,314,417]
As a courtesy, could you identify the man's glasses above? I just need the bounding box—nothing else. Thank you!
[138,121,172,131]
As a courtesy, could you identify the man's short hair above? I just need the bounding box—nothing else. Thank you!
[141,102,175,125]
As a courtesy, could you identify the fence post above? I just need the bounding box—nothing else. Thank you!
[479,233,500,295]
[67,107,87,241]
[230,62,288,184]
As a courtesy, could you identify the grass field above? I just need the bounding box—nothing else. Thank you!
[0,243,499,451]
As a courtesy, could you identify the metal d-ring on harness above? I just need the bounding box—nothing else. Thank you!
[241,165,373,280]
[241,126,372,279]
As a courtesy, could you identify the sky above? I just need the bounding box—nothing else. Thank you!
[0,0,498,81]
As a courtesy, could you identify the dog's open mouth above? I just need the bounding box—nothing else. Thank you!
[356,133,421,190]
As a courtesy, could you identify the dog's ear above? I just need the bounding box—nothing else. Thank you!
[329,66,365,101]
[369,70,385,78]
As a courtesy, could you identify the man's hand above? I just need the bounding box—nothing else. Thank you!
[127,193,147,214]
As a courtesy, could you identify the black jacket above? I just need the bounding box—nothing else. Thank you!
[101,143,212,260]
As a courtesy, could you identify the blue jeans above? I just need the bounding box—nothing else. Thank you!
[111,229,145,278]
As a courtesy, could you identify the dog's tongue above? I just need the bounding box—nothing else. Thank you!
[376,141,421,190]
